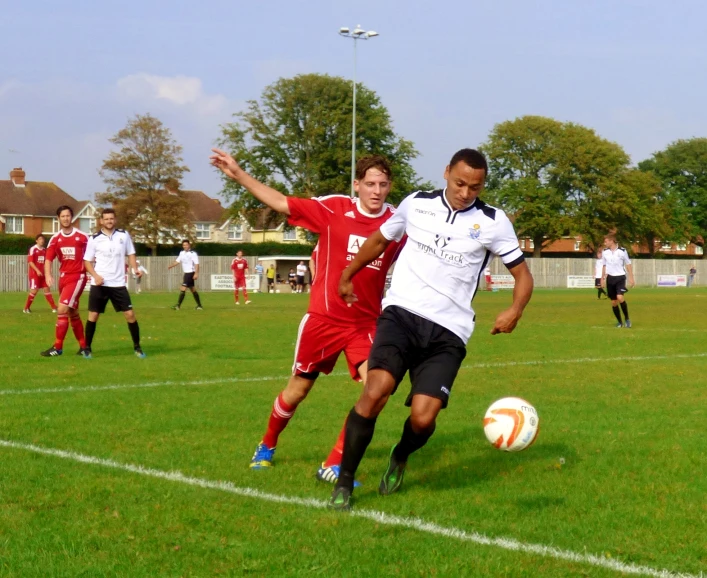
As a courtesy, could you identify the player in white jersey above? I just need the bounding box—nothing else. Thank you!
[83,208,145,358]
[168,240,203,310]
[601,234,634,328]
[594,250,607,299]
[328,148,534,510]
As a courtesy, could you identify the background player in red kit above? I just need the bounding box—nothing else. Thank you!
[230,250,251,305]
[41,205,89,357]
[24,234,57,313]
[211,147,403,483]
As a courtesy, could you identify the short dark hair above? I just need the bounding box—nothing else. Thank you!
[182,239,191,245]
[449,149,488,176]
[56,205,74,218]
[101,208,116,217]
[604,234,616,243]
[355,155,392,181]
[35,234,45,241]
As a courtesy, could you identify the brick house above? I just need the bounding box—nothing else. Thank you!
[0,168,98,236]
[519,236,704,256]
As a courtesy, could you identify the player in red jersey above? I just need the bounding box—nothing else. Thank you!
[230,250,251,305]
[23,234,58,313]
[211,147,404,483]
[40,205,90,357]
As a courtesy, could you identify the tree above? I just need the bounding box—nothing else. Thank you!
[638,138,707,255]
[98,114,191,255]
[217,73,431,230]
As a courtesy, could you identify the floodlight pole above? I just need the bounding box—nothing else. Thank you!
[339,25,379,198]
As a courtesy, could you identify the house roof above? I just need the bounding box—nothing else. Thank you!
[182,190,227,223]
[0,179,85,217]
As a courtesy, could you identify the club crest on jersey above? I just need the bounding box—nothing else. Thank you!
[434,235,450,249]
[469,224,481,239]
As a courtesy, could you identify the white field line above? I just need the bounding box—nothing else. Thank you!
[2,352,706,397]
[0,439,701,578]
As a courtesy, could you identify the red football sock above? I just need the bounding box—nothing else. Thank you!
[70,314,87,348]
[243,288,249,301]
[54,314,69,349]
[262,393,296,449]
[234,290,239,303]
[24,292,36,310]
[323,421,347,468]
[44,291,57,309]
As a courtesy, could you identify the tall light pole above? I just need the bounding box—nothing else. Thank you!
[339,25,379,197]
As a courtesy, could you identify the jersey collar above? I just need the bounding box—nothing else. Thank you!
[355,198,388,219]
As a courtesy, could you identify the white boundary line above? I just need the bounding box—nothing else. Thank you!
[2,352,706,397]
[0,438,700,578]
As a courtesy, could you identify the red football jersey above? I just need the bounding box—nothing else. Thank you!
[231,257,248,278]
[287,195,403,326]
[27,244,46,275]
[46,228,89,275]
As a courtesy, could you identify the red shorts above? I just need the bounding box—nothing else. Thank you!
[234,276,247,290]
[292,313,376,382]
[58,273,88,309]
[29,274,48,290]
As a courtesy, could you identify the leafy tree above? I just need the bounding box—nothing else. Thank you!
[98,114,191,255]
[638,138,707,255]
[217,73,431,229]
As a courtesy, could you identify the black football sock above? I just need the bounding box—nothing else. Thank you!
[177,291,185,306]
[85,320,97,348]
[193,291,202,307]
[337,408,377,492]
[620,301,629,321]
[128,321,140,348]
[612,305,622,324]
[393,416,436,463]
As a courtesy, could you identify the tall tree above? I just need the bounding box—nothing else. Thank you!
[217,73,430,229]
[638,138,707,256]
[98,114,191,255]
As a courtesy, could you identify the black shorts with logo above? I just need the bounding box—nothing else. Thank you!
[606,275,628,300]
[88,285,133,313]
[182,272,196,288]
[367,305,467,409]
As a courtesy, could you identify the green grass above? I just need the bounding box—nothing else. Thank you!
[1,288,706,577]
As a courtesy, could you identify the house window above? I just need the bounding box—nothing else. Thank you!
[228,223,243,240]
[283,227,297,241]
[195,223,211,240]
[697,246,704,255]
[5,216,23,234]
[77,218,95,234]
[661,241,672,250]
[677,244,687,252]
[574,241,581,251]
[528,239,535,250]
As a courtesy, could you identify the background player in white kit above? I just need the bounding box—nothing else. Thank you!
[168,240,203,310]
[594,249,607,299]
[82,208,145,358]
[601,234,634,328]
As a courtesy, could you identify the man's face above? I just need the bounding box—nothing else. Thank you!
[443,162,486,211]
[58,210,73,229]
[37,236,45,248]
[237,251,243,258]
[603,237,615,250]
[354,168,391,214]
[183,242,191,251]
[101,213,116,231]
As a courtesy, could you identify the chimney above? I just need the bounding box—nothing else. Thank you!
[10,167,26,187]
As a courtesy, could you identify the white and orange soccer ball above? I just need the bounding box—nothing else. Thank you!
[483,397,539,452]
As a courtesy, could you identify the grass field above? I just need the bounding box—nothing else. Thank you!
[1,287,706,577]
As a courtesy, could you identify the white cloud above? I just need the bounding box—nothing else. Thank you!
[116,73,229,116]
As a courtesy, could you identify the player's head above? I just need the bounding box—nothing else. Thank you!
[182,240,191,251]
[443,149,488,211]
[100,208,116,231]
[353,155,392,214]
[56,205,74,229]
[236,250,243,258]
[604,234,617,249]
[35,234,46,247]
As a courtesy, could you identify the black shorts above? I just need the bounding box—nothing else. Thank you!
[267,277,275,287]
[88,285,133,313]
[182,272,196,288]
[595,278,602,288]
[368,306,467,409]
[296,275,305,285]
[606,275,628,300]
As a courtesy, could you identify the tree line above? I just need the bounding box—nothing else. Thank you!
[98,74,706,257]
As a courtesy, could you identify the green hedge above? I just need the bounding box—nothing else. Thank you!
[0,234,38,254]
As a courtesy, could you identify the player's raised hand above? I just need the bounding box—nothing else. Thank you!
[210,148,242,180]
[338,277,358,307]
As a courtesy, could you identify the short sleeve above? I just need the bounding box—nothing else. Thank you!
[46,236,57,262]
[379,195,412,242]
[287,197,335,233]
[125,233,136,256]
[486,211,523,266]
[84,237,96,262]
[176,252,183,263]
[193,253,199,265]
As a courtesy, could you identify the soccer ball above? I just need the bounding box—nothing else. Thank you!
[483,397,539,452]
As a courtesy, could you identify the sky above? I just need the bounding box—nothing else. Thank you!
[2,0,706,203]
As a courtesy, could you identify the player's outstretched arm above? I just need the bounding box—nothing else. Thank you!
[491,261,533,335]
[339,230,391,304]
[210,148,290,215]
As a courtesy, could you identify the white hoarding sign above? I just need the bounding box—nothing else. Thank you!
[490,275,515,289]
[567,275,596,288]
[211,274,260,291]
[657,275,687,287]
